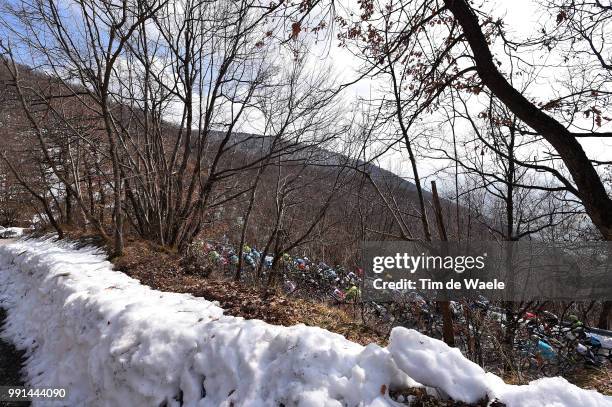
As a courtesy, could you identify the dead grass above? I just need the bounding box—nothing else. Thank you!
[389,388,505,406]
[112,239,384,345]
[567,367,612,395]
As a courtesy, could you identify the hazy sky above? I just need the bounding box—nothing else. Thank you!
[314,0,612,192]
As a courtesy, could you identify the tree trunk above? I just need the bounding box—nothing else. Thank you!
[598,301,611,330]
[235,169,263,281]
[65,187,73,225]
[444,0,612,239]
[431,181,455,347]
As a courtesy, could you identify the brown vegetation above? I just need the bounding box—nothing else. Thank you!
[112,238,384,345]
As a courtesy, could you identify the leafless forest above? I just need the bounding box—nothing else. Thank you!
[1,0,611,389]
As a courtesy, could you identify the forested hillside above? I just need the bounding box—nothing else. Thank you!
[0,62,490,266]
[1,0,611,404]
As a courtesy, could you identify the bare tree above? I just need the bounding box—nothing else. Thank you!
[0,0,347,257]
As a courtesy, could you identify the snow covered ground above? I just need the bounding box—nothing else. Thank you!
[0,226,25,238]
[0,238,610,407]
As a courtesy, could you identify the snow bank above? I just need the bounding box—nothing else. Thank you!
[0,239,415,406]
[388,329,612,407]
[0,239,611,407]
[0,226,25,238]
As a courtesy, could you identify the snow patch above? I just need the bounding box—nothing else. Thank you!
[0,238,610,407]
[0,227,25,238]
[388,328,612,406]
[388,328,499,402]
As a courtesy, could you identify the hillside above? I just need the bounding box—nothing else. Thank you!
[0,63,488,265]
